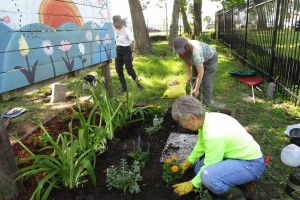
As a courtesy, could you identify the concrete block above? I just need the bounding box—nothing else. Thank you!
[160,132,197,163]
[50,84,67,103]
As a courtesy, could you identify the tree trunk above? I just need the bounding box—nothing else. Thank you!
[0,116,23,199]
[128,0,153,55]
[193,0,202,37]
[253,0,268,29]
[180,0,191,35]
[168,0,181,48]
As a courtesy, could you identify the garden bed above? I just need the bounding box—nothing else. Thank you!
[13,107,201,200]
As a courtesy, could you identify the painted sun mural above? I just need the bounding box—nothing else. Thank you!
[0,0,116,94]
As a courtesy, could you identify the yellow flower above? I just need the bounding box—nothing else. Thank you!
[165,159,171,164]
[19,35,29,56]
[95,34,100,44]
[149,104,154,108]
[171,155,178,161]
[171,165,179,173]
[157,105,161,109]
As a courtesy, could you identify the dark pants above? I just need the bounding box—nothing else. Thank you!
[115,46,137,89]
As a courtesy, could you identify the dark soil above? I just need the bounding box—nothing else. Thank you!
[13,107,202,200]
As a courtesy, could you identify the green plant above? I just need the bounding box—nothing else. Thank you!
[105,159,142,194]
[14,125,96,200]
[145,124,162,135]
[128,135,151,167]
[29,131,48,148]
[198,187,213,200]
[90,79,126,139]
[162,156,183,185]
[146,104,167,118]
[90,79,148,139]
[196,32,214,44]
[122,91,148,125]
[71,101,107,155]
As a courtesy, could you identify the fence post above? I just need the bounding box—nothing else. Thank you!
[231,8,233,50]
[269,0,281,81]
[101,61,113,98]
[243,0,250,60]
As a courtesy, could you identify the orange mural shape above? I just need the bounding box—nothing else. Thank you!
[39,0,83,28]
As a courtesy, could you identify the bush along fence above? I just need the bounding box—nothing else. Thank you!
[215,0,300,106]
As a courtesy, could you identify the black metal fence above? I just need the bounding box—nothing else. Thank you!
[216,0,300,106]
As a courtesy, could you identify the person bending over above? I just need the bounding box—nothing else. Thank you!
[173,36,218,108]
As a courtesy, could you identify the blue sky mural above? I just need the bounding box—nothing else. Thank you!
[0,0,116,93]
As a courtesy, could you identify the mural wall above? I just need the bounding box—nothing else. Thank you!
[0,0,116,94]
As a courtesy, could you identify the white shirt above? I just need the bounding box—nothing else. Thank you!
[114,26,134,47]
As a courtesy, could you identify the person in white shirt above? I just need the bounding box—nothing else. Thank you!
[113,15,144,92]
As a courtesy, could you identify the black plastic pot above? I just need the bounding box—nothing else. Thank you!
[290,128,300,147]
[286,170,300,199]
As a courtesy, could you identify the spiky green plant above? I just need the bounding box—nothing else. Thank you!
[14,125,96,200]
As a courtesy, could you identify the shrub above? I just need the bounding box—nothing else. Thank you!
[145,124,162,135]
[145,117,164,135]
[105,159,142,194]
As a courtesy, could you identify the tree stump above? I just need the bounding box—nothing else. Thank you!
[0,113,23,199]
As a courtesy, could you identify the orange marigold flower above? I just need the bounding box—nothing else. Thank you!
[165,159,171,164]
[171,165,179,172]
[171,155,178,161]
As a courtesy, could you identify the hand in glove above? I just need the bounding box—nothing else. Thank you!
[180,159,192,174]
[172,180,195,196]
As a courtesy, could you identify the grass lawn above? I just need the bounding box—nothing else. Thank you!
[1,34,300,199]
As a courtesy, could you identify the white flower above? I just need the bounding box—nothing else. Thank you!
[103,34,111,45]
[85,31,92,41]
[41,40,54,56]
[78,43,85,55]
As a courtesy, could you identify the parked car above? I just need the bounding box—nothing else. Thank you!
[147,27,160,32]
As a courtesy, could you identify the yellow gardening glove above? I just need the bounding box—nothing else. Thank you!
[172,180,195,196]
[180,159,192,174]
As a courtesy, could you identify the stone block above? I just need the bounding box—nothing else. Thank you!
[160,132,197,163]
[50,84,67,103]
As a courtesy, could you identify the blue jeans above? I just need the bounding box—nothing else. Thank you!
[194,157,266,195]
